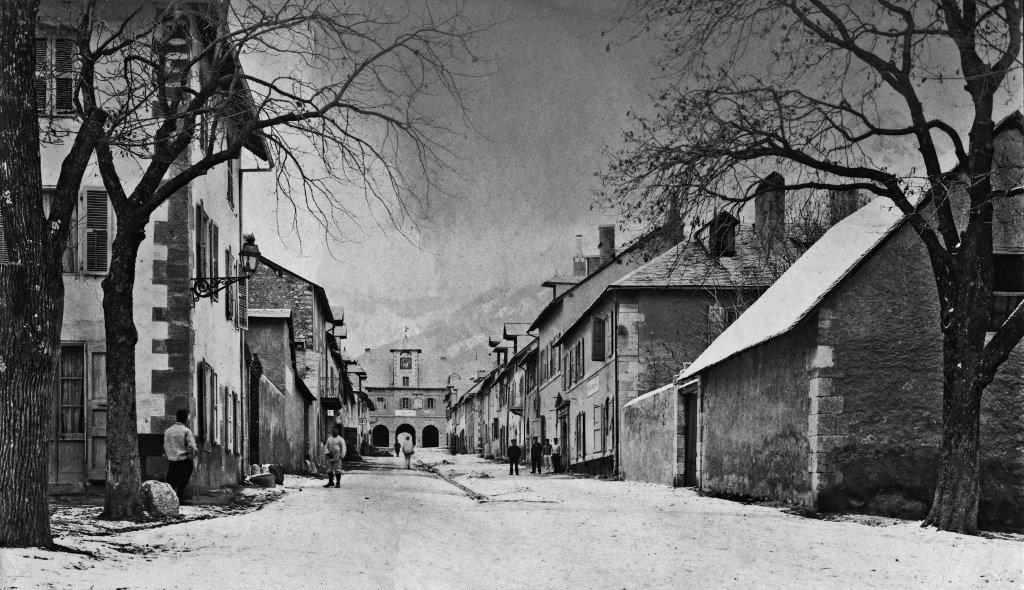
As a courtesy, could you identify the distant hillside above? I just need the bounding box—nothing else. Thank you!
[356,282,550,391]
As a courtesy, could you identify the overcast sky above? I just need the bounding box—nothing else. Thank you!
[243,1,661,353]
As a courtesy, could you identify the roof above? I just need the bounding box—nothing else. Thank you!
[248,308,292,319]
[258,255,336,325]
[529,226,680,331]
[610,224,800,291]
[357,346,459,390]
[681,196,909,378]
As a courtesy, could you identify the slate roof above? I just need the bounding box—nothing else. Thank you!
[610,224,801,291]
[681,197,908,379]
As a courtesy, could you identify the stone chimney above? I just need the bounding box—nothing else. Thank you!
[572,234,586,278]
[827,189,867,227]
[754,172,786,240]
[598,225,615,263]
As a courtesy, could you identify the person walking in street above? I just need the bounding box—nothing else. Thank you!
[530,437,543,474]
[394,440,401,457]
[398,431,415,469]
[507,439,521,475]
[323,428,347,488]
[551,438,562,474]
[163,408,198,503]
[542,438,553,473]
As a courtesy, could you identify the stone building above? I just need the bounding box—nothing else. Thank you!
[248,256,349,466]
[678,113,1023,525]
[246,309,315,472]
[4,3,270,492]
[360,342,452,449]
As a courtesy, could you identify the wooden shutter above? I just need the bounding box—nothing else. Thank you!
[34,38,48,111]
[237,276,248,329]
[196,362,206,442]
[0,215,7,263]
[591,317,605,361]
[53,38,74,113]
[84,190,109,273]
[225,250,235,320]
[210,222,219,300]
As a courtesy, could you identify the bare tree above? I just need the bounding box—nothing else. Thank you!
[0,0,474,541]
[605,0,1022,533]
[0,0,108,548]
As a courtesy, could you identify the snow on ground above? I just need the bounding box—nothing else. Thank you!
[2,451,1021,589]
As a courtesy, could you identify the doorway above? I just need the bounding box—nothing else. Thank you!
[396,423,416,445]
[682,389,699,486]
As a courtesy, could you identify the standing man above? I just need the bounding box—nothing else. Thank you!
[323,428,347,488]
[398,431,415,469]
[530,437,543,474]
[507,439,521,475]
[164,408,199,503]
[551,438,562,474]
[542,438,553,473]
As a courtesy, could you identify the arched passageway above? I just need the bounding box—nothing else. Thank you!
[396,423,416,445]
[371,425,390,447]
[422,425,440,447]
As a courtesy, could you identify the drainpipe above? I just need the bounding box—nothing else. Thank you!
[613,300,621,479]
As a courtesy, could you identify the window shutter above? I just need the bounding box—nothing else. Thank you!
[84,190,109,273]
[196,362,206,442]
[53,39,74,113]
[591,317,605,361]
[210,222,219,301]
[34,38,48,111]
[225,250,235,320]
[0,216,7,263]
[237,277,249,329]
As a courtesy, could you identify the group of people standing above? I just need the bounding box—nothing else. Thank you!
[505,436,562,476]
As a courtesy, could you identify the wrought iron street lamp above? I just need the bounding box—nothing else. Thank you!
[190,234,261,302]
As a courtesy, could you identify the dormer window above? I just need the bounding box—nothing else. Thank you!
[708,212,738,258]
[990,253,1024,331]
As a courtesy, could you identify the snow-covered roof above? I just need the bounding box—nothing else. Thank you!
[624,383,674,409]
[248,308,292,319]
[681,197,908,379]
[611,224,801,290]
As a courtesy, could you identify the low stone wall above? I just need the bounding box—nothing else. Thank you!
[621,384,677,486]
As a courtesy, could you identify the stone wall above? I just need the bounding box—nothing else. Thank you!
[824,222,1024,525]
[700,323,816,506]
[249,266,315,344]
[254,375,307,471]
[621,384,677,485]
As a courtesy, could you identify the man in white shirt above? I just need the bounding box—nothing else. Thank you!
[163,408,199,502]
[323,428,347,488]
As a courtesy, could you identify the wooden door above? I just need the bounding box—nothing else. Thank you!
[87,350,108,481]
[683,392,698,486]
[54,344,87,485]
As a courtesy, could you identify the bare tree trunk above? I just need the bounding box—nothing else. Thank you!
[0,0,58,548]
[100,219,147,520]
[0,264,63,546]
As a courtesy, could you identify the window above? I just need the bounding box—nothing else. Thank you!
[492,418,499,439]
[377,396,386,409]
[399,351,412,370]
[196,362,207,442]
[213,385,222,444]
[35,35,75,115]
[575,411,586,459]
[58,345,86,437]
[83,189,110,273]
[591,316,606,361]
[991,254,1024,331]
[709,214,738,257]
[208,221,219,301]
[225,249,235,321]
[593,405,602,452]
[426,398,435,410]
[413,397,423,410]
[226,389,235,452]
[400,397,411,410]
[402,376,409,387]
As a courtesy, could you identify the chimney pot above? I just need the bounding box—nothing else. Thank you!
[754,172,786,241]
[572,234,586,278]
[598,225,615,263]
[586,255,602,276]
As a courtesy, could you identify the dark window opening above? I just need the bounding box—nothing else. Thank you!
[708,214,738,257]
[991,254,1024,331]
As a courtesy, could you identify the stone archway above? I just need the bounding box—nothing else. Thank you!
[371,424,390,447]
[396,423,416,445]
[422,425,440,448]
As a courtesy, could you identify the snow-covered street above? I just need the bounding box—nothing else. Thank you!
[2,449,1022,589]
